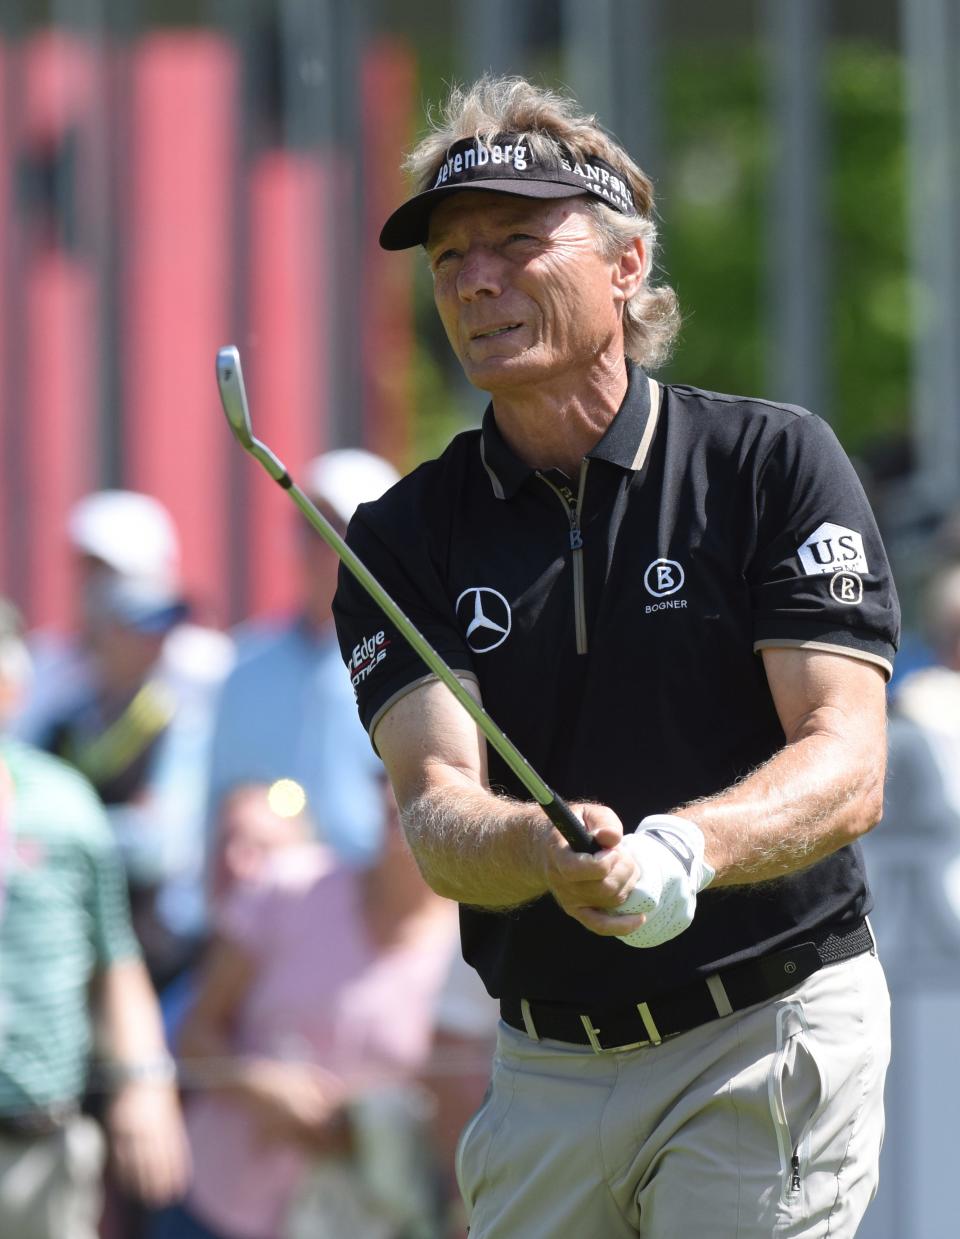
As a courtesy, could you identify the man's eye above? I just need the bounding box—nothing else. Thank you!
[506,233,536,244]
[431,249,459,269]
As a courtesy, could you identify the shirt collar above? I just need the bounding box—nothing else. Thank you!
[479,361,656,500]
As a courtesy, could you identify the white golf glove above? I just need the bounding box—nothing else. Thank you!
[613,815,715,948]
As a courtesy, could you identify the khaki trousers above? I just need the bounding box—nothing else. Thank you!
[0,1114,105,1239]
[457,950,890,1238]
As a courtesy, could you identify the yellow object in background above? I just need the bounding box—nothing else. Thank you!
[267,778,307,819]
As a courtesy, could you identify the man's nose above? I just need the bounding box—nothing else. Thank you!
[456,246,503,300]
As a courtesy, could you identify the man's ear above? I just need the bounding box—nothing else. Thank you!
[612,238,646,303]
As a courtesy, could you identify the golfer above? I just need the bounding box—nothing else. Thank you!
[333,75,899,1238]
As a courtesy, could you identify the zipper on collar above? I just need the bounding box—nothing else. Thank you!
[536,461,590,654]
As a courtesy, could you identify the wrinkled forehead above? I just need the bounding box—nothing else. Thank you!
[426,189,590,245]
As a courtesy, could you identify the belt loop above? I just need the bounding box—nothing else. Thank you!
[636,1002,662,1045]
[864,916,877,956]
[706,973,734,1017]
[520,998,540,1041]
[579,1015,604,1053]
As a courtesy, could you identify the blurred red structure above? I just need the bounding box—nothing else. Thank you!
[243,150,328,617]
[16,33,101,631]
[123,32,238,628]
[0,26,415,635]
[361,41,417,470]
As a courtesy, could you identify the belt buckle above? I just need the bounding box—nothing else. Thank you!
[578,1014,651,1055]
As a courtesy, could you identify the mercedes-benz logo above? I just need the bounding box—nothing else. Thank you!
[455,587,512,653]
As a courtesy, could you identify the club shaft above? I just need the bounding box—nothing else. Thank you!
[217,350,597,854]
[284,470,596,853]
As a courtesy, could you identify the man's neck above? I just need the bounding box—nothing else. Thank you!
[489,354,629,479]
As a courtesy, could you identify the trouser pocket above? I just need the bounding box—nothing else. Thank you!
[454,1064,517,1220]
[768,1002,824,1209]
[455,1080,495,1216]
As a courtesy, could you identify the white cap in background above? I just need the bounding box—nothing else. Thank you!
[67,491,180,584]
[85,574,190,635]
[302,450,400,526]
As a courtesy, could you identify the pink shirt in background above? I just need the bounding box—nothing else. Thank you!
[185,845,458,1239]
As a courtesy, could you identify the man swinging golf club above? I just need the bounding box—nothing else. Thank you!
[330,75,899,1239]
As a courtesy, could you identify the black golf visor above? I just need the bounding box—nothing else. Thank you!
[379,133,637,250]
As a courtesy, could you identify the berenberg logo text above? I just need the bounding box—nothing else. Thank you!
[433,139,529,187]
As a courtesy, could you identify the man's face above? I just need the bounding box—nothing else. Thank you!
[210,784,309,908]
[427,193,628,394]
[87,619,165,696]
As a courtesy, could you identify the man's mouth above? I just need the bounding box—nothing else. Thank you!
[471,323,522,341]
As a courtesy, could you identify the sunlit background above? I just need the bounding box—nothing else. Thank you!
[1,2,958,1236]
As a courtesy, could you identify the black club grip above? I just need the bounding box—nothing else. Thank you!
[542,795,601,854]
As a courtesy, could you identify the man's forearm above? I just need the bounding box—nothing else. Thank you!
[678,729,885,887]
[99,958,174,1071]
[400,782,554,907]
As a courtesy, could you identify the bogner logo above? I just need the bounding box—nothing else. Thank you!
[643,558,687,615]
[455,587,512,653]
[644,562,683,599]
[830,572,864,606]
[797,523,868,576]
[348,630,389,686]
[644,559,685,598]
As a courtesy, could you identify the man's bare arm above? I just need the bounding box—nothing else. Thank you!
[374,676,647,934]
[374,675,544,905]
[379,649,886,916]
[674,647,887,886]
[98,957,190,1206]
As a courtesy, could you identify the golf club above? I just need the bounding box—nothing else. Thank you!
[216,345,599,854]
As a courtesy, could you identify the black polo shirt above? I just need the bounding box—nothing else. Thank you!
[333,362,900,1007]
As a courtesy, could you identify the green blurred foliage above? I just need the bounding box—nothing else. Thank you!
[409,255,487,467]
[657,47,769,403]
[658,44,909,453]
[827,47,909,449]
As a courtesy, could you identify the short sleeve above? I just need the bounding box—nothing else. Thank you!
[333,498,477,739]
[748,413,900,678]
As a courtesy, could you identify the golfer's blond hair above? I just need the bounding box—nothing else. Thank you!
[404,75,680,370]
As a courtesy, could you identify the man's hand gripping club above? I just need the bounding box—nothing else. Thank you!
[545,807,714,948]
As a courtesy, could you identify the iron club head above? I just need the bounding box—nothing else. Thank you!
[216,346,255,450]
[215,345,291,484]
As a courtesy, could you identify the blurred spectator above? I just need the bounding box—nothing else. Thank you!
[151,782,457,1239]
[424,954,499,1239]
[857,567,960,1239]
[0,598,189,1239]
[158,782,315,1045]
[207,782,312,913]
[12,491,233,987]
[206,450,399,868]
[868,560,960,929]
[885,561,960,825]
